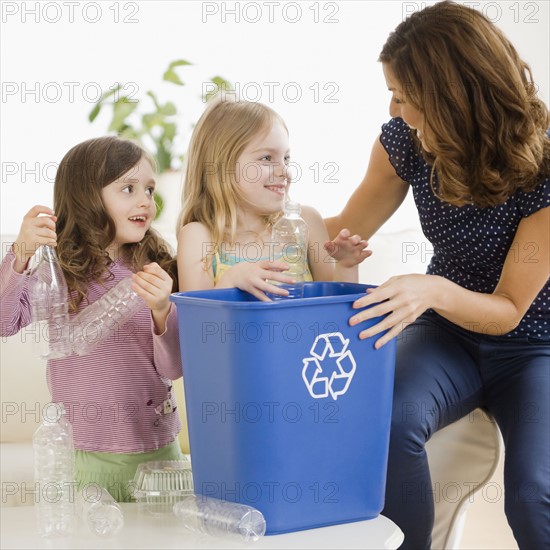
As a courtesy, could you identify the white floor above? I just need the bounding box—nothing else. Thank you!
[459,458,518,550]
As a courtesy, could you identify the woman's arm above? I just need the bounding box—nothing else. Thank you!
[437,205,550,331]
[325,137,409,240]
[351,206,550,347]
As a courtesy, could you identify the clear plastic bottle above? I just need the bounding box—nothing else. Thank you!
[79,486,124,537]
[71,278,143,356]
[32,402,77,537]
[268,200,309,299]
[173,495,266,542]
[28,245,71,359]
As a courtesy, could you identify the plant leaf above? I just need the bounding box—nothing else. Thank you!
[108,98,138,132]
[162,60,192,86]
[156,145,171,173]
[88,103,101,122]
[168,59,192,69]
[88,84,122,122]
[163,69,184,86]
[154,191,164,220]
[203,76,231,102]
[119,126,141,140]
[162,123,177,141]
[159,102,177,116]
[211,76,229,87]
[146,90,160,110]
[142,113,165,129]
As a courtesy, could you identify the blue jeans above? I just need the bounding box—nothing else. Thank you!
[382,311,550,549]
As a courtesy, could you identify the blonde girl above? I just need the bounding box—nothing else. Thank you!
[177,99,370,298]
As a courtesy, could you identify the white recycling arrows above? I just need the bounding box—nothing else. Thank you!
[301,332,357,400]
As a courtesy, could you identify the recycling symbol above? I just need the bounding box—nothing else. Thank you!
[302,332,357,400]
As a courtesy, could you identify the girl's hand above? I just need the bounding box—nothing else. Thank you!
[132,263,174,332]
[324,228,372,267]
[349,274,435,348]
[13,205,57,272]
[218,260,297,302]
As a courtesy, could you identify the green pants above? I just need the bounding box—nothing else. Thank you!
[75,439,185,502]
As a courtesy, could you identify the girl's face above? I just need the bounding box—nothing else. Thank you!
[383,63,432,152]
[235,119,290,217]
[101,156,156,257]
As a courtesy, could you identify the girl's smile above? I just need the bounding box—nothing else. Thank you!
[128,215,149,226]
[101,157,156,257]
[265,183,287,196]
[236,119,291,216]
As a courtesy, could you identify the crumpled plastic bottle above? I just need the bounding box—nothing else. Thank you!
[28,245,72,359]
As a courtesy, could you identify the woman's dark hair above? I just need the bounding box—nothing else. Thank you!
[379,0,549,206]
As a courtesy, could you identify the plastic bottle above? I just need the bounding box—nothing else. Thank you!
[173,495,266,542]
[71,278,143,356]
[79,486,124,537]
[32,402,77,537]
[28,245,71,359]
[268,200,309,299]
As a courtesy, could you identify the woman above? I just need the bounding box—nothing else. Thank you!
[326,2,549,548]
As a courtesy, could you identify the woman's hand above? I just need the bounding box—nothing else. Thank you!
[324,228,372,267]
[217,260,296,302]
[132,262,174,333]
[12,205,57,272]
[350,274,437,348]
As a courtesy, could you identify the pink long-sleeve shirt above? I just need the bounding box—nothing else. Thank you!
[0,248,182,453]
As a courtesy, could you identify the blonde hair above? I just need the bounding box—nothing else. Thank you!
[177,99,288,248]
[379,0,549,207]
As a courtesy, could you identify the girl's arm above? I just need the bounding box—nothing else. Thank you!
[132,262,174,334]
[0,248,32,336]
[177,222,216,292]
[177,222,294,301]
[132,262,182,379]
[301,206,369,283]
[151,304,182,380]
[351,206,550,348]
[325,137,409,241]
[11,205,57,272]
[0,205,57,336]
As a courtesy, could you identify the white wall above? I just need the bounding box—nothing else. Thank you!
[1,0,548,238]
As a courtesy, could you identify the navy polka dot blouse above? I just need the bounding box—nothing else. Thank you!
[380,117,549,341]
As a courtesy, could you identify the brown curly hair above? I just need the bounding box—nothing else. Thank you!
[379,0,549,207]
[53,136,177,311]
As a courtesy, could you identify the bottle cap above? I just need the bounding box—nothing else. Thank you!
[238,509,266,541]
[284,200,301,214]
[42,402,65,423]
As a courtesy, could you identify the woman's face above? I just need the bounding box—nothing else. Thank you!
[383,63,431,152]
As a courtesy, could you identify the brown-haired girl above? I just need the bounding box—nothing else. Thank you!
[0,136,184,501]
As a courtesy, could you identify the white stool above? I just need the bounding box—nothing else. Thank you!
[427,408,504,549]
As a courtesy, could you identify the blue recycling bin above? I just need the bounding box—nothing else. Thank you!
[170,282,396,535]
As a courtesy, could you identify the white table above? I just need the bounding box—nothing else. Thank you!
[0,503,404,549]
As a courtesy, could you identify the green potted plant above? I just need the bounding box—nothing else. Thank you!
[88,60,229,236]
